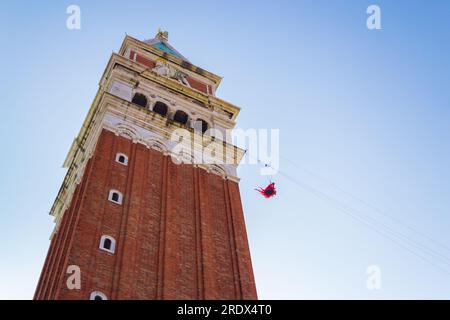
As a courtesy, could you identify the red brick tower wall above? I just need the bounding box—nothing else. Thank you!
[34,129,257,300]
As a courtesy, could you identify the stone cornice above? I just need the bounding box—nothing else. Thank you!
[102,53,241,122]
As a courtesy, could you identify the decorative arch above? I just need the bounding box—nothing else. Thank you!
[179,150,195,164]
[209,164,227,178]
[145,138,168,153]
[114,123,140,141]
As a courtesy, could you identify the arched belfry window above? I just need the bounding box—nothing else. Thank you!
[99,235,116,254]
[153,101,168,117]
[173,110,188,125]
[194,119,209,134]
[132,93,147,108]
[90,291,108,300]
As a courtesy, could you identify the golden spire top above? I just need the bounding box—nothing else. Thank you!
[156,28,169,41]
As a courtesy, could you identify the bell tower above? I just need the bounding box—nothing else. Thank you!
[34,31,257,300]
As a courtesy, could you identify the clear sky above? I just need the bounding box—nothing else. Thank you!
[1,0,450,299]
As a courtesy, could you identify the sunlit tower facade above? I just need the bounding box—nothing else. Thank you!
[34,30,257,300]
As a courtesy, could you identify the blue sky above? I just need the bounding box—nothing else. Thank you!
[1,0,450,299]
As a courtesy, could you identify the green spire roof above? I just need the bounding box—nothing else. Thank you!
[144,29,189,61]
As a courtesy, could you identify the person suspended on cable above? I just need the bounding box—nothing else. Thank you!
[255,182,277,198]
